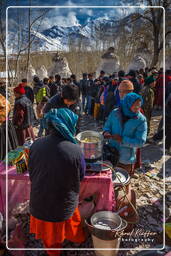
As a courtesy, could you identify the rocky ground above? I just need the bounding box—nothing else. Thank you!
[2,110,171,256]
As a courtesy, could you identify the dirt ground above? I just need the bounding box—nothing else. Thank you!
[4,104,170,256]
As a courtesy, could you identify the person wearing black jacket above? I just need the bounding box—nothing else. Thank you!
[49,74,62,97]
[44,84,81,133]
[28,108,86,255]
[33,76,43,96]
[47,75,54,96]
[128,70,142,94]
[80,73,88,113]
[85,73,95,115]
[71,74,80,91]
[21,79,34,104]
[13,85,35,145]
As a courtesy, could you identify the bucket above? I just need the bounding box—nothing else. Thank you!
[90,211,122,240]
[91,235,121,256]
[86,218,127,256]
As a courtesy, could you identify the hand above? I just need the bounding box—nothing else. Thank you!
[103,132,113,139]
[111,134,122,143]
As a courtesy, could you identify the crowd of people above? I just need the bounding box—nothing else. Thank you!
[4,66,170,150]
[0,65,170,255]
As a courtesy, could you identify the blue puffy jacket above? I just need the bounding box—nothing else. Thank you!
[103,108,147,164]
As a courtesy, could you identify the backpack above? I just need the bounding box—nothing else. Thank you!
[35,87,49,104]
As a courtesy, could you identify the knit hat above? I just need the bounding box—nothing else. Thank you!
[14,84,25,95]
[145,75,156,85]
[119,80,134,90]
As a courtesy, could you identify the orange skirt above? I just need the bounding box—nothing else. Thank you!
[30,207,85,247]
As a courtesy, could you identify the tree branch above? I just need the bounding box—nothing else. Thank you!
[158,31,171,51]
[148,0,156,24]
[138,13,153,24]
[30,9,49,29]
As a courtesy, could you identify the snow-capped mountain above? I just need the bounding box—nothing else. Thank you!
[8,13,143,53]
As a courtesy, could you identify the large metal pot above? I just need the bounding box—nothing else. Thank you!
[89,211,123,240]
[85,212,127,241]
[76,130,103,161]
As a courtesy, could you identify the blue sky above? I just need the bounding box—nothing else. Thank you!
[6,0,146,30]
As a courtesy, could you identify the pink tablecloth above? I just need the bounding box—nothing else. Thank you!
[0,162,115,215]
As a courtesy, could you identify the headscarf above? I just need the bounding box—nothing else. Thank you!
[145,75,156,85]
[13,84,25,95]
[44,108,78,144]
[121,92,142,118]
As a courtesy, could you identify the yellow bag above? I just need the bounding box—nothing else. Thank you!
[166,223,171,239]
[94,103,100,119]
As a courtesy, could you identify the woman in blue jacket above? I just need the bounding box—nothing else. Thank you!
[103,92,147,176]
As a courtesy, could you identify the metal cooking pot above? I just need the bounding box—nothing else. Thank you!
[85,212,127,241]
[90,211,123,240]
[76,130,103,161]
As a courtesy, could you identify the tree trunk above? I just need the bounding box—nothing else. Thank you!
[150,28,160,68]
[26,4,31,80]
[150,49,160,68]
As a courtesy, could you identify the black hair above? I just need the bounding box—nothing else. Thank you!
[22,78,27,83]
[43,77,49,84]
[128,70,136,77]
[71,74,76,80]
[55,74,61,81]
[118,70,125,77]
[49,75,54,80]
[33,76,40,82]
[62,84,79,101]
[100,70,105,75]
[83,73,87,77]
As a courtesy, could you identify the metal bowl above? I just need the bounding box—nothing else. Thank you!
[76,130,103,161]
[112,167,130,186]
[91,211,122,232]
[85,213,126,240]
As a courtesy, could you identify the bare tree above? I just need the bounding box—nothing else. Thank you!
[2,4,49,85]
[132,0,171,67]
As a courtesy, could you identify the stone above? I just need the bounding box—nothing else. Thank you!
[96,47,120,76]
[36,65,48,80]
[127,55,146,72]
[48,52,72,78]
[27,64,37,83]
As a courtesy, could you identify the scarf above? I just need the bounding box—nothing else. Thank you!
[121,92,142,118]
[45,108,78,144]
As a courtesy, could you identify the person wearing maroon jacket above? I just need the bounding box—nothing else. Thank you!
[154,71,163,110]
[13,85,35,145]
